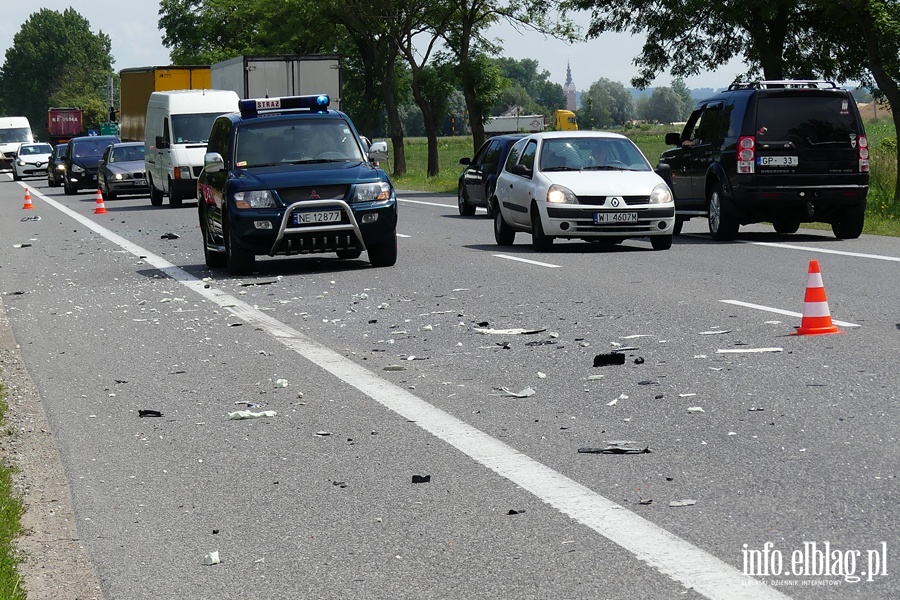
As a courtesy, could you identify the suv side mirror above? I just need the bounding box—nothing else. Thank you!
[204,152,225,173]
[665,132,681,146]
[459,157,471,165]
[368,140,388,163]
[155,136,170,150]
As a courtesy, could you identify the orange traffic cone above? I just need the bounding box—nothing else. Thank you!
[792,260,843,336]
[22,188,34,210]
[94,189,107,215]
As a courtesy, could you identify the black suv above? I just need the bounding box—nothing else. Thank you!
[198,95,396,275]
[657,80,869,240]
[457,134,525,217]
[63,135,120,195]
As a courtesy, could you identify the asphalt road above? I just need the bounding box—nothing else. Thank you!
[0,174,898,600]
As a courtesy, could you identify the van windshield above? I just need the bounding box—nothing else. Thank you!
[172,113,221,144]
[0,128,31,143]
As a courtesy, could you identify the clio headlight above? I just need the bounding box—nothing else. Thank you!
[234,190,275,209]
[649,183,673,205]
[546,184,577,204]
[354,181,392,203]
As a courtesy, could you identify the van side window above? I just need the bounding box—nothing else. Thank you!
[163,118,171,144]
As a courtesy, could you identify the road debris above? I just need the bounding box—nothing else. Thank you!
[748,407,765,412]
[474,327,547,335]
[202,551,221,565]
[228,410,277,420]
[699,330,731,335]
[20,215,40,222]
[315,431,332,437]
[716,347,783,354]
[687,407,705,414]
[578,442,651,454]
[669,499,697,507]
[12,243,32,248]
[411,475,431,484]
[138,409,163,418]
[274,378,289,387]
[160,232,180,240]
[607,394,628,406]
[593,352,626,367]
[383,365,406,371]
[507,509,526,515]
[498,387,536,398]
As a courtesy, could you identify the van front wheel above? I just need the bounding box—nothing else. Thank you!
[168,178,184,208]
[149,176,164,206]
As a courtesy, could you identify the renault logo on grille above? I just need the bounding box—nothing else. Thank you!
[309,189,321,199]
[610,197,623,207]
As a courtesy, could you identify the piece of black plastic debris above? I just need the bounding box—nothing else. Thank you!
[638,499,653,506]
[525,339,557,347]
[240,280,276,287]
[634,357,645,365]
[496,342,511,349]
[477,321,489,327]
[333,481,347,488]
[160,232,180,240]
[368,319,378,324]
[8,291,27,296]
[665,477,674,481]
[748,407,765,412]
[228,322,242,327]
[638,379,659,385]
[578,444,650,454]
[15,243,32,248]
[138,409,163,418]
[204,283,210,289]
[593,353,626,367]
[654,394,665,399]
[212,529,220,535]
[507,509,525,515]
[115,379,129,384]
[411,475,431,484]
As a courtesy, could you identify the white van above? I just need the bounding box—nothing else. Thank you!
[0,116,34,170]
[144,89,239,207]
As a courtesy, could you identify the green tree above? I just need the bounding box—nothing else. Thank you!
[639,86,683,124]
[669,77,695,120]
[578,78,633,128]
[0,9,113,138]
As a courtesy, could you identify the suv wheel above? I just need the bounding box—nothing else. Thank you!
[63,179,76,195]
[531,208,553,251]
[200,206,226,269]
[831,208,865,239]
[773,219,800,234]
[493,203,515,246]
[368,231,398,267]
[457,183,475,216]
[149,176,164,206]
[224,219,255,275]
[708,183,739,241]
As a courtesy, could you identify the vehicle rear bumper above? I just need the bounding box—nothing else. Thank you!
[731,183,868,223]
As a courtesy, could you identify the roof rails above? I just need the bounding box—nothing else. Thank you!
[727,80,839,91]
[238,94,330,118]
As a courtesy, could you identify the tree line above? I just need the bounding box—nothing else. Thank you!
[1,1,898,197]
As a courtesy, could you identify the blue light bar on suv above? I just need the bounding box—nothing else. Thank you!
[238,95,331,118]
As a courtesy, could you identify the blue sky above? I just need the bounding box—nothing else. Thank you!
[1,2,747,92]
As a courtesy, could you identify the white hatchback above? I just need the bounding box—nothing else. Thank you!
[493,131,675,250]
[13,142,53,181]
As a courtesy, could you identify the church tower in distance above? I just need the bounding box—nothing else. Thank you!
[564,62,577,111]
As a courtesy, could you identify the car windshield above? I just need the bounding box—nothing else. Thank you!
[54,146,67,158]
[112,145,145,162]
[235,119,364,168]
[73,139,116,158]
[0,128,31,143]
[540,138,651,172]
[19,144,52,155]
[171,113,221,144]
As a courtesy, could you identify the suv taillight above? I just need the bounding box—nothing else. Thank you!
[738,136,755,173]
[858,135,869,173]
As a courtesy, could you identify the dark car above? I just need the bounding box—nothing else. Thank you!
[198,94,397,275]
[657,80,869,240]
[457,134,526,217]
[98,142,149,200]
[63,134,120,195]
[47,144,68,187]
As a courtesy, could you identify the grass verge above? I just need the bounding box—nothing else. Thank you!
[0,384,24,599]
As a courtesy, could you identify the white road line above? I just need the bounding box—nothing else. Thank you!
[24,182,790,600]
[744,240,900,262]
[720,299,860,327]
[398,197,455,208]
[493,254,562,268]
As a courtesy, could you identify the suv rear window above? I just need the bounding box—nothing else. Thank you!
[756,95,860,146]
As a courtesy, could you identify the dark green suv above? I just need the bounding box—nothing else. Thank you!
[657,80,869,240]
[198,95,396,275]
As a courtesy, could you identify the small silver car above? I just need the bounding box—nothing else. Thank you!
[98,142,149,199]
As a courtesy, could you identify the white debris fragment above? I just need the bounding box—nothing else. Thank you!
[620,334,651,339]
[687,407,705,414]
[202,551,221,565]
[537,372,547,379]
[699,329,731,335]
[228,410,277,420]
[716,347,783,354]
[669,499,697,507]
[377,303,389,309]
[421,324,433,331]
[274,378,289,388]
[678,393,696,398]
[586,374,605,381]
[693,354,707,359]
[764,320,782,324]
[499,387,536,398]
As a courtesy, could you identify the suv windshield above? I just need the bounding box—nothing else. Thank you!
[757,95,860,145]
[73,139,115,158]
[171,112,222,144]
[234,119,364,168]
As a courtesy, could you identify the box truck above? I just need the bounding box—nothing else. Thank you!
[0,116,34,170]
[119,65,212,142]
[144,89,240,207]
[211,55,341,108]
[483,114,546,135]
[48,107,84,147]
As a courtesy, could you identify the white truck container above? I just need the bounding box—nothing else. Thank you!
[144,89,240,207]
[211,55,342,109]
[483,114,546,135]
[0,116,34,170]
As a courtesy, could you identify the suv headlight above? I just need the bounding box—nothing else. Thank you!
[649,183,673,205]
[354,181,392,203]
[233,190,275,209]
[71,163,85,173]
[546,184,577,204]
